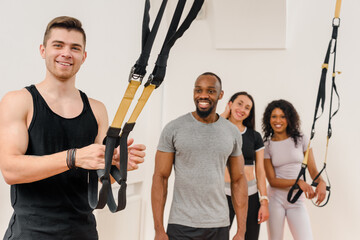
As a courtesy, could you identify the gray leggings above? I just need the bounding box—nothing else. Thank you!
[267,187,313,240]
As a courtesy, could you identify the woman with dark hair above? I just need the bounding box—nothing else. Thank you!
[221,92,269,240]
[262,99,326,240]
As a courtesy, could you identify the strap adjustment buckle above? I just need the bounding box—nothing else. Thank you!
[332,17,341,27]
[128,66,145,83]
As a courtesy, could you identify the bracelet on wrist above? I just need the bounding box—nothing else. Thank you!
[259,195,269,203]
[66,148,77,170]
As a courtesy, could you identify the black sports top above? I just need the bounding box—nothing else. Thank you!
[241,127,264,166]
[4,85,99,240]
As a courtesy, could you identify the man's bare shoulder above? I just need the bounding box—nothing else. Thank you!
[88,98,107,114]
[88,97,108,123]
[0,88,32,114]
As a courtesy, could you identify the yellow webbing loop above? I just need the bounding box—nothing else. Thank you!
[128,84,156,123]
[334,0,342,19]
[302,141,312,165]
[111,80,141,128]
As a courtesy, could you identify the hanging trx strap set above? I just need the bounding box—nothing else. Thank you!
[287,0,342,207]
[87,0,204,212]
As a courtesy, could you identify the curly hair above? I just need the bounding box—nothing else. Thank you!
[262,99,302,145]
[228,92,255,129]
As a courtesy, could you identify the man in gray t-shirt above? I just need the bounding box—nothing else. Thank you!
[151,72,248,240]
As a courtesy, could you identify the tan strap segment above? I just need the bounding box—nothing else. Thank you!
[335,0,342,18]
[302,141,312,164]
[324,136,330,164]
[128,84,156,123]
[111,80,141,128]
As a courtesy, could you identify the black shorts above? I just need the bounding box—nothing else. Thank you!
[167,224,229,240]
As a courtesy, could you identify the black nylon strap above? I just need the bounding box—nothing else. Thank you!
[310,40,331,139]
[133,0,168,78]
[88,127,121,209]
[145,0,204,87]
[327,40,340,139]
[287,164,307,204]
[310,23,340,140]
[107,122,135,212]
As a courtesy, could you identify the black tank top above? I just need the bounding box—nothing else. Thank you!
[4,85,99,240]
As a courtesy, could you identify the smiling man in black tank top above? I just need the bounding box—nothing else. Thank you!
[0,16,146,240]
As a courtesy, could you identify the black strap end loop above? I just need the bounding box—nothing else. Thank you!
[103,127,121,147]
[88,170,99,209]
[117,181,127,211]
[107,127,121,138]
[144,73,164,88]
[123,122,136,133]
[287,165,307,203]
[287,184,303,204]
[96,178,111,209]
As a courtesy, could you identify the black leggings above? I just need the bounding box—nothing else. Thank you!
[227,193,260,240]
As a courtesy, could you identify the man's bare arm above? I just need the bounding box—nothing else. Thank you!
[0,91,109,185]
[228,154,248,239]
[151,150,174,240]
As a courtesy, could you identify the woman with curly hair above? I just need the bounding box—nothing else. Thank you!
[262,99,326,240]
[221,92,269,240]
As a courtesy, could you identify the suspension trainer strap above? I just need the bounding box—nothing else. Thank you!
[108,0,204,212]
[133,0,169,77]
[311,163,331,207]
[309,0,341,207]
[287,142,310,203]
[107,122,135,212]
[287,163,307,204]
[89,0,204,212]
[287,0,342,205]
[88,0,168,210]
[145,0,205,88]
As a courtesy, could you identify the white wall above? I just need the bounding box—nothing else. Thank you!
[0,0,359,239]
[0,0,164,238]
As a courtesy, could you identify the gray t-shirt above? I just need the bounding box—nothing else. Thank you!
[157,113,242,228]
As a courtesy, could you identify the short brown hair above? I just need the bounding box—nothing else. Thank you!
[43,16,86,47]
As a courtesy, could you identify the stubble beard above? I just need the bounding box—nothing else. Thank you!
[196,105,214,118]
